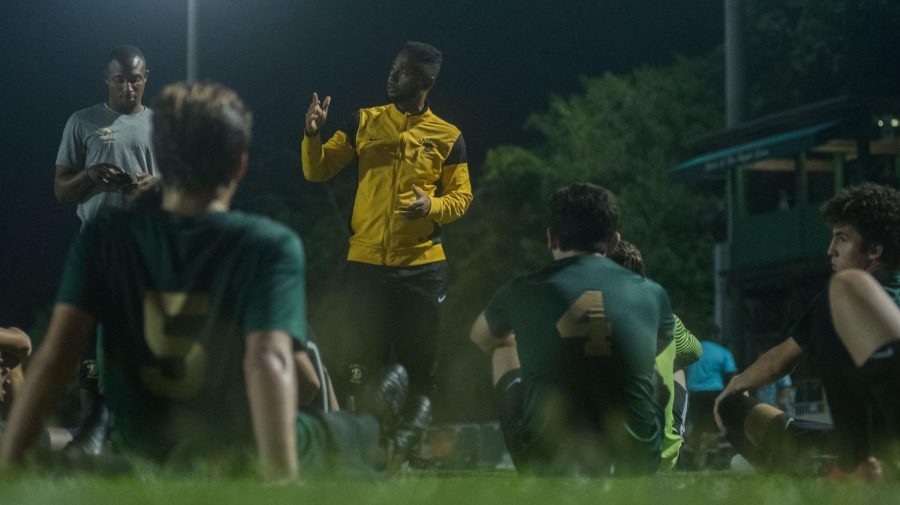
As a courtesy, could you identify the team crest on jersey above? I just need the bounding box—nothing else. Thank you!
[421,139,436,153]
[98,127,114,143]
[349,363,363,384]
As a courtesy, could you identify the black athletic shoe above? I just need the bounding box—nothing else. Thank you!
[389,394,432,474]
[362,364,410,440]
[65,392,110,456]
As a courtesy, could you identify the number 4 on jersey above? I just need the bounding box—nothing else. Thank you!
[556,290,612,357]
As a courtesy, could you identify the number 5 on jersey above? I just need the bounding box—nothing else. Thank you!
[141,291,208,400]
[557,290,613,357]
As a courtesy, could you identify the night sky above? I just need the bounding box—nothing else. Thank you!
[0,0,724,327]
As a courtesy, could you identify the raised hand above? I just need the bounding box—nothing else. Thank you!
[398,185,432,220]
[305,92,331,136]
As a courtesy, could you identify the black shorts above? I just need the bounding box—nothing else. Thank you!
[688,390,720,436]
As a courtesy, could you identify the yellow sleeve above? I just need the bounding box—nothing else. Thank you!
[300,131,355,182]
[427,162,473,224]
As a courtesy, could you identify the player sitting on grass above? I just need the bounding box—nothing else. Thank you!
[0,82,429,481]
[715,183,900,479]
[0,327,32,421]
[470,183,675,475]
[0,327,85,452]
[608,240,702,471]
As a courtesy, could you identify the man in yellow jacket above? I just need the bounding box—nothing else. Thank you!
[301,41,472,410]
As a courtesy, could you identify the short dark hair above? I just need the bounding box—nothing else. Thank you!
[609,239,645,276]
[821,183,900,268]
[401,41,442,77]
[152,82,252,194]
[549,183,619,254]
[107,45,146,68]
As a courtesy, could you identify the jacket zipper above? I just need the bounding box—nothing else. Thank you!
[383,113,409,265]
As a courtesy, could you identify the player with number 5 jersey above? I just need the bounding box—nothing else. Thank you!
[0,83,402,482]
[470,183,674,475]
[54,208,306,459]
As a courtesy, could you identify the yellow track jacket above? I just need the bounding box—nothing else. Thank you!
[301,104,472,266]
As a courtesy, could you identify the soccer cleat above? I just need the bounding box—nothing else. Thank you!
[388,394,432,474]
[361,364,410,440]
[64,394,110,456]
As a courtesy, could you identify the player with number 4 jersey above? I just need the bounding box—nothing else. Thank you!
[470,184,674,475]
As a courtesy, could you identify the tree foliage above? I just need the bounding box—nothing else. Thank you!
[746,0,900,118]
[442,54,725,347]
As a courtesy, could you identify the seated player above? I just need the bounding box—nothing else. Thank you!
[829,269,900,445]
[0,327,31,422]
[469,183,675,475]
[715,183,900,478]
[608,240,702,471]
[0,327,74,451]
[0,82,429,480]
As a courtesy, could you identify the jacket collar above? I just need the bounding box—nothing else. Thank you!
[388,101,432,122]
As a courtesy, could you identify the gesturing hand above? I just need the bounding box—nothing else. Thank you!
[399,185,432,220]
[305,92,331,136]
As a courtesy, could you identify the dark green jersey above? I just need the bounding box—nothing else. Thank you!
[56,208,306,461]
[485,255,674,467]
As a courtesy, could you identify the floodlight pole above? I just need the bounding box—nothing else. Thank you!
[187,0,198,83]
[725,0,745,128]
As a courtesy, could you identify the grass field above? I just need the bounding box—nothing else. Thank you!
[1,471,897,505]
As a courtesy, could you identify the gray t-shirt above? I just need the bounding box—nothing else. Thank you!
[55,103,157,224]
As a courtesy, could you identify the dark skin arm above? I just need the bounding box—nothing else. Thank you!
[0,327,32,419]
[0,327,32,368]
[54,163,136,204]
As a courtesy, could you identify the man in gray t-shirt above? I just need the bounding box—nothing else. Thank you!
[54,45,157,225]
[53,45,158,455]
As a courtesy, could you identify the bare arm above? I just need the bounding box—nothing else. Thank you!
[245,330,298,481]
[723,338,802,394]
[0,327,32,367]
[469,311,515,355]
[0,304,95,466]
[325,372,340,411]
[714,337,803,428]
[829,268,900,366]
[54,164,132,204]
[54,164,98,204]
[294,351,321,407]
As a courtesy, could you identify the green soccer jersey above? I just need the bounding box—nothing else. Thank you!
[56,208,307,461]
[485,255,674,472]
